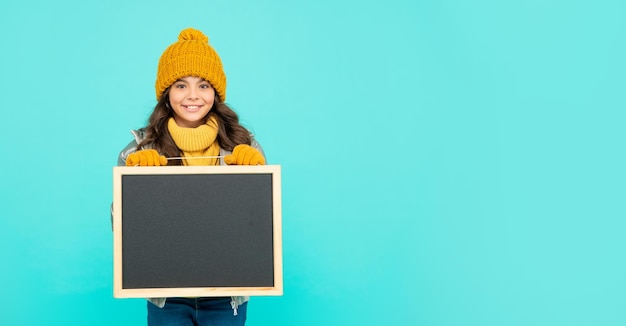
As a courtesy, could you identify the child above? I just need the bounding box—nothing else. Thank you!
[117,27,264,326]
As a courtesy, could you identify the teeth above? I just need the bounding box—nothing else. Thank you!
[186,105,199,109]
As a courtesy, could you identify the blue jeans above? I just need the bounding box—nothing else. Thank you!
[147,297,248,326]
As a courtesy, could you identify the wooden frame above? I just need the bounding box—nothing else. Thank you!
[112,165,282,298]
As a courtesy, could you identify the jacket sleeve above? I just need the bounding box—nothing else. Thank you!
[250,138,266,161]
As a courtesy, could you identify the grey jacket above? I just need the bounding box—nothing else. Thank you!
[116,128,265,311]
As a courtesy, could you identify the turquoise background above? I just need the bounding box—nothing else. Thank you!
[1,0,624,325]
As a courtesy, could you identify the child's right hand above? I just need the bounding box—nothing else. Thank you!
[126,149,168,166]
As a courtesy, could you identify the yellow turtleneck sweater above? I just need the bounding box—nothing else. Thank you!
[167,115,220,166]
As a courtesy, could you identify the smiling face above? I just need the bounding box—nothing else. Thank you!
[168,76,216,128]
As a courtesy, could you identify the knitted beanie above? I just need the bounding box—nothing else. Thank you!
[155,28,226,101]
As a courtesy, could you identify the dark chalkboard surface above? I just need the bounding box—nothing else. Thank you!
[112,165,282,298]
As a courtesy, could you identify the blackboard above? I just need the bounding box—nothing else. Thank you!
[112,165,282,298]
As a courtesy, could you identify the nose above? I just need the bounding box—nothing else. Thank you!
[187,87,199,100]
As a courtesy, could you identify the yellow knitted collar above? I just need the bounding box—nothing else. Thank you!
[167,115,220,166]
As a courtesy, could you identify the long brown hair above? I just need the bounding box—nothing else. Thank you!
[137,87,252,165]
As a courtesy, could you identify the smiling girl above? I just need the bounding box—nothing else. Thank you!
[116,27,264,325]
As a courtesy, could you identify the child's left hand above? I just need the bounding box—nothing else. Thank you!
[224,144,266,165]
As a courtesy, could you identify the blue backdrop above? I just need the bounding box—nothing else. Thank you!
[1,0,624,325]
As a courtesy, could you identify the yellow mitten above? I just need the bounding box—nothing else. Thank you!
[126,149,168,166]
[224,144,266,165]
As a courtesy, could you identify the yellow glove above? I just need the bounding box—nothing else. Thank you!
[224,144,266,165]
[126,149,168,166]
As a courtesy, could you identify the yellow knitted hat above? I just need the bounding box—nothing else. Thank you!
[155,28,226,101]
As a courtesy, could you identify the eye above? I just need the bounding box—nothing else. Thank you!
[200,84,210,89]
[174,83,186,89]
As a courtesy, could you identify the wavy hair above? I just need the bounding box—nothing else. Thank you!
[137,87,252,165]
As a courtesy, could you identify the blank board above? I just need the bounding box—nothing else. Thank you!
[112,165,282,298]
